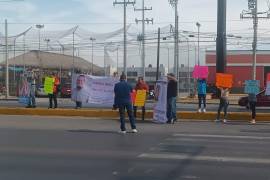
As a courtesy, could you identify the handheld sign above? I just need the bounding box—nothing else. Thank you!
[244,80,260,94]
[134,90,147,107]
[44,77,54,94]
[216,73,233,88]
[130,90,136,104]
[193,65,209,79]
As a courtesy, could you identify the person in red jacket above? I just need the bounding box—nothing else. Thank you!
[48,73,60,109]
[133,77,149,121]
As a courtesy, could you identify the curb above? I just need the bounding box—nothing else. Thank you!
[0,108,268,122]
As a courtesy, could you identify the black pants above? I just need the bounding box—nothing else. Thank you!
[217,98,229,120]
[133,106,146,121]
[76,101,82,108]
[249,101,256,119]
[198,94,206,109]
[49,94,57,108]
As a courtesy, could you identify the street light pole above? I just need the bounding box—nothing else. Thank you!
[36,24,44,69]
[196,22,201,65]
[5,19,9,99]
[44,38,50,51]
[90,37,96,75]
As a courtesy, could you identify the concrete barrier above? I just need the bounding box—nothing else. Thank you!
[0,107,269,122]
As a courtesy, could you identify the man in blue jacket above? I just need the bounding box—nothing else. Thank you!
[113,73,137,134]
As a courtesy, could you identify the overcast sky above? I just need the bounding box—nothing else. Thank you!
[0,0,270,68]
[0,0,269,34]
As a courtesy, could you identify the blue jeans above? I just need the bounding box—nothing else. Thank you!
[167,97,177,122]
[118,103,136,131]
[28,94,36,107]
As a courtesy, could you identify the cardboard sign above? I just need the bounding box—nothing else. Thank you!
[267,73,270,82]
[244,80,260,94]
[216,73,233,88]
[193,65,209,79]
[266,82,270,96]
[130,90,136,104]
[134,90,147,107]
[44,77,54,94]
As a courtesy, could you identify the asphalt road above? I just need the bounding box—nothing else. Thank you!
[1,98,270,113]
[1,115,270,180]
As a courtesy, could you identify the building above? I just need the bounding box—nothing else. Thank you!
[206,50,270,92]
[0,50,103,95]
[116,64,168,89]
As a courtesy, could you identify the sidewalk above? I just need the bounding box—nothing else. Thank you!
[0,107,269,122]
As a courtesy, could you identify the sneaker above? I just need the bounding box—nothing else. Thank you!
[132,129,138,133]
[251,119,256,124]
[223,119,227,123]
[119,130,126,134]
[203,108,206,113]
[215,119,221,123]
[198,109,202,113]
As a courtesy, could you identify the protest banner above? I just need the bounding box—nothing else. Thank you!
[18,76,30,105]
[153,77,168,123]
[244,80,260,94]
[192,65,209,79]
[44,77,54,94]
[134,90,147,107]
[216,73,233,88]
[71,74,118,105]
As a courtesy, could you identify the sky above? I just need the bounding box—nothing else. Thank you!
[0,0,270,68]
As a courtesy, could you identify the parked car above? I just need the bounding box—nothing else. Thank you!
[36,85,47,97]
[61,83,71,98]
[238,90,270,108]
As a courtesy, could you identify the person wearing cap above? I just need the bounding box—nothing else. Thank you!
[167,73,178,124]
[133,77,149,121]
[113,73,137,134]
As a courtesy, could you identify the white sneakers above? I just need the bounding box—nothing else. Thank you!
[223,119,227,123]
[119,129,138,134]
[251,119,256,124]
[198,108,206,113]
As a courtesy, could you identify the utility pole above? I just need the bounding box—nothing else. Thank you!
[169,0,179,78]
[44,38,50,51]
[241,0,270,80]
[196,22,201,65]
[90,37,96,75]
[156,28,160,81]
[72,26,79,75]
[216,0,227,74]
[113,0,136,76]
[5,19,9,99]
[134,0,153,79]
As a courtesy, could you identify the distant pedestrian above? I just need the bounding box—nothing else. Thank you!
[48,73,60,109]
[216,87,230,123]
[197,78,207,113]
[167,73,178,124]
[26,75,36,108]
[248,93,257,124]
[113,73,137,134]
[133,77,149,121]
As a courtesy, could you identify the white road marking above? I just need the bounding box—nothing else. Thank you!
[173,133,270,140]
[138,153,270,164]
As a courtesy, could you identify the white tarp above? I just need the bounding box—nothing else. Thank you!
[71,74,118,105]
[153,77,168,123]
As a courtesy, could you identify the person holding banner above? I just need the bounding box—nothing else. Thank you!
[166,73,178,124]
[133,77,149,121]
[26,75,36,108]
[216,87,230,123]
[113,74,137,134]
[197,78,207,113]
